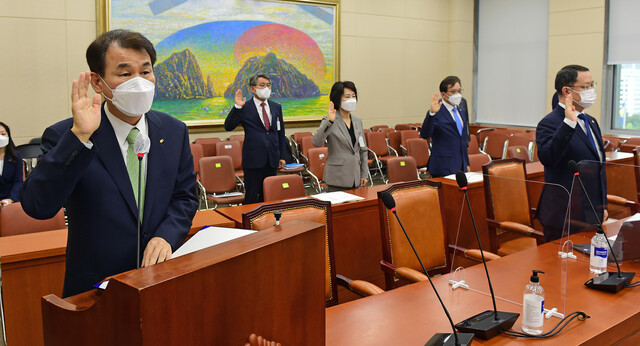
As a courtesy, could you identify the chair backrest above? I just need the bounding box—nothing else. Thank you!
[300,136,321,161]
[483,132,510,159]
[292,132,313,145]
[216,141,242,170]
[307,147,328,181]
[406,138,429,168]
[602,134,623,152]
[190,143,204,175]
[241,199,337,306]
[262,175,306,202]
[506,145,531,162]
[475,128,495,148]
[380,128,395,136]
[371,125,389,132]
[400,130,419,149]
[387,131,402,155]
[507,134,533,148]
[0,202,66,236]
[15,144,42,159]
[195,137,221,157]
[228,135,245,151]
[377,180,449,289]
[394,124,412,131]
[365,131,389,157]
[468,134,480,154]
[482,158,531,226]
[467,153,491,172]
[625,137,640,145]
[386,157,418,183]
[199,156,237,193]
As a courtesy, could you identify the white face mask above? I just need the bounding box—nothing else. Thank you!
[446,93,462,106]
[255,86,271,100]
[572,88,596,109]
[0,135,8,148]
[101,76,155,117]
[341,98,357,112]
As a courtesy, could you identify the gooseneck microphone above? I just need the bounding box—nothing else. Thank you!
[567,160,635,292]
[453,171,519,340]
[134,133,151,269]
[381,191,473,346]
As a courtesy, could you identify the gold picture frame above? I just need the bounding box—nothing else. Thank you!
[96,0,339,131]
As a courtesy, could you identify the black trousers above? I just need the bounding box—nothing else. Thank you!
[243,166,277,204]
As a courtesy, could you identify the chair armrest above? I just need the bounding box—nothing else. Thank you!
[464,249,500,261]
[488,219,545,244]
[336,274,384,297]
[608,194,640,214]
[395,267,428,283]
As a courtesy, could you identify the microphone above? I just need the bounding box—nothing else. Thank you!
[453,171,520,340]
[134,133,150,269]
[567,160,635,293]
[381,191,473,346]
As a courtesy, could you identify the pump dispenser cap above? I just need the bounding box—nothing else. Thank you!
[530,270,544,283]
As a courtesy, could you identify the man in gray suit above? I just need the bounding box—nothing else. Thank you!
[312,81,368,191]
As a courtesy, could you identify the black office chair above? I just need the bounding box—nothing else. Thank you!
[16,143,43,176]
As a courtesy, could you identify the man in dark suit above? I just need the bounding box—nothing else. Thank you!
[20,30,199,297]
[419,76,469,177]
[536,64,607,241]
[225,74,289,204]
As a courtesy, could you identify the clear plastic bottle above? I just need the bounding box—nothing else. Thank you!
[590,229,608,274]
[522,270,545,335]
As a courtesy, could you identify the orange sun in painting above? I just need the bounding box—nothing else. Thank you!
[233,23,326,83]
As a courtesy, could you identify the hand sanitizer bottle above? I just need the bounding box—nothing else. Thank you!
[522,270,545,335]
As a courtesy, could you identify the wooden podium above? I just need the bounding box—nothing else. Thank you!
[41,220,326,345]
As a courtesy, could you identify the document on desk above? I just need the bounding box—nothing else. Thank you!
[444,171,484,184]
[311,191,365,204]
[172,226,256,258]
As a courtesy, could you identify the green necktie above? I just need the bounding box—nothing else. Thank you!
[126,127,145,221]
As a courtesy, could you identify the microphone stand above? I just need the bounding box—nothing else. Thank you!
[454,172,519,340]
[382,192,473,346]
[136,154,143,269]
[570,162,635,292]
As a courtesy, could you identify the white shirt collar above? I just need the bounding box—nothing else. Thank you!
[103,103,148,147]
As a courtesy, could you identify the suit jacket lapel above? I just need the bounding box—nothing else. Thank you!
[144,112,164,223]
[335,115,355,152]
[91,110,138,217]
[268,100,278,131]
[575,116,599,158]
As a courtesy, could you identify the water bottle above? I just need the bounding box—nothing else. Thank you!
[590,229,608,274]
[522,270,545,335]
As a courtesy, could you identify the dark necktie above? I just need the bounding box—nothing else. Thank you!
[577,113,597,153]
[261,102,270,131]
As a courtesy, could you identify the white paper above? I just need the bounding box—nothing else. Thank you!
[210,191,243,197]
[172,226,256,258]
[358,135,365,147]
[277,119,281,131]
[311,191,364,205]
[443,171,484,184]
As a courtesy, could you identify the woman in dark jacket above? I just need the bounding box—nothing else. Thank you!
[0,122,23,206]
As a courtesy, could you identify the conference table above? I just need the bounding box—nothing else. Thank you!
[326,219,640,345]
[0,209,234,346]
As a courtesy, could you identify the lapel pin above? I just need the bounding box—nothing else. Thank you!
[160,139,165,143]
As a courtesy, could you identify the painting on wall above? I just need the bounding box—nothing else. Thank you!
[98,0,339,128]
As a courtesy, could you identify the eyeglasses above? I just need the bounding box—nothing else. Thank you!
[568,82,597,91]
[446,89,464,95]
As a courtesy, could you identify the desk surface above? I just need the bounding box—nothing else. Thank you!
[326,221,640,345]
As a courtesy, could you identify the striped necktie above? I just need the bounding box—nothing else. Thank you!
[126,127,145,220]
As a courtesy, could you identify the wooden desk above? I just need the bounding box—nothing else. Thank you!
[326,225,640,345]
[0,209,233,346]
[216,185,389,302]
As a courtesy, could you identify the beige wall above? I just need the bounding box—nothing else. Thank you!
[0,0,474,144]
[1,0,609,144]
[547,0,605,121]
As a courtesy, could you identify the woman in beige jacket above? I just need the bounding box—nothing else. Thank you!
[312,81,369,192]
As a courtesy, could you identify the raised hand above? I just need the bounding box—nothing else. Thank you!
[429,92,442,114]
[564,93,577,122]
[328,101,337,122]
[71,72,101,143]
[235,89,246,107]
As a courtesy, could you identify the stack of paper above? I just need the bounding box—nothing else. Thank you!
[311,191,365,204]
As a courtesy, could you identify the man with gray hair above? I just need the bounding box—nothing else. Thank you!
[225,74,289,204]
